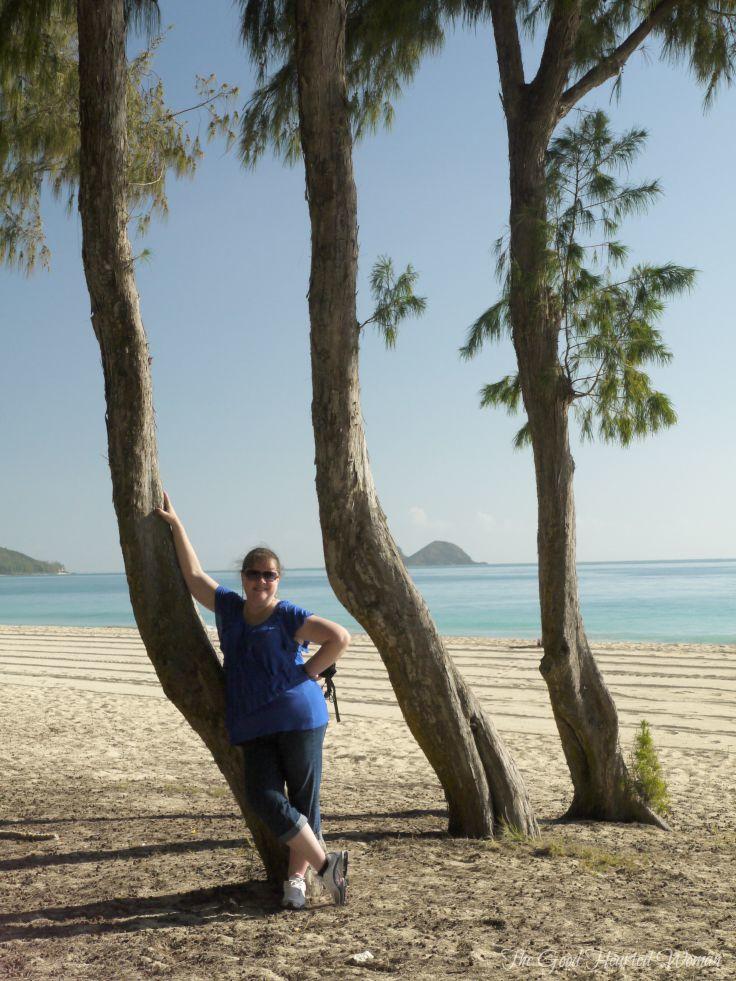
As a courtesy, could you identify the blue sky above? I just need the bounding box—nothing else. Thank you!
[1,4,735,573]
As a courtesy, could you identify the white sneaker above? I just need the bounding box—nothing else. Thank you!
[281,875,307,910]
[319,850,348,906]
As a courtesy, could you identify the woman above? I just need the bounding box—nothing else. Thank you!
[155,492,350,909]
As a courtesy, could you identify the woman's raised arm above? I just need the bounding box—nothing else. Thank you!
[155,492,219,611]
[295,616,351,679]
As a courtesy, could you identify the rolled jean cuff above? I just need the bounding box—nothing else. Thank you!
[278,813,308,844]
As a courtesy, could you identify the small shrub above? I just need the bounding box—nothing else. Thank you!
[630,720,671,816]
[499,820,530,843]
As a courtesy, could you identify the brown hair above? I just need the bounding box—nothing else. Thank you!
[241,547,282,575]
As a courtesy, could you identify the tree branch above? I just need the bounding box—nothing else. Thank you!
[129,167,164,188]
[167,91,228,119]
[530,0,583,122]
[558,0,680,119]
[488,0,525,116]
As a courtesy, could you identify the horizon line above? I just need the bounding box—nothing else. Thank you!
[35,556,736,576]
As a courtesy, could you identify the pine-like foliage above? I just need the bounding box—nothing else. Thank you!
[461,110,695,447]
[234,1,736,168]
[517,1,736,108]
[359,255,427,348]
[0,0,160,63]
[629,719,671,816]
[238,5,434,348]
[0,13,78,270]
[0,5,238,272]
[236,0,465,167]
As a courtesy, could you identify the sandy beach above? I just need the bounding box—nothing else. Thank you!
[1,624,734,978]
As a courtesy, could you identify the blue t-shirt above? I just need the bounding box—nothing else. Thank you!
[214,586,329,743]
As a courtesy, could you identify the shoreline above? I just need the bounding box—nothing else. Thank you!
[1,622,734,648]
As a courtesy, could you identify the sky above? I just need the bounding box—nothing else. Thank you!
[1,3,735,573]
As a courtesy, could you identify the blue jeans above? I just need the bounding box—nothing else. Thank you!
[240,725,327,843]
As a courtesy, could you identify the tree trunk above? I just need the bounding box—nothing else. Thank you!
[75,0,290,881]
[533,397,667,825]
[506,121,667,829]
[294,0,537,838]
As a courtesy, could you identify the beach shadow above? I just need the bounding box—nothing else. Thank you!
[0,881,279,942]
[0,813,239,827]
[327,828,447,842]
[320,807,449,841]
[322,808,447,822]
[0,837,247,873]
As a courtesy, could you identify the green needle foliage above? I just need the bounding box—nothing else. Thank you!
[359,255,427,349]
[236,0,461,167]
[0,0,161,51]
[0,5,238,272]
[461,110,696,448]
[237,5,433,349]
[0,12,79,270]
[234,1,736,168]
[629,719,671,816]
[516,1,736,109]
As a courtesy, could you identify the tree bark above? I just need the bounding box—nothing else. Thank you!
[75,0,290,881]
[498,37,668,829]
[531,392,667,826]
[294,0,537,838]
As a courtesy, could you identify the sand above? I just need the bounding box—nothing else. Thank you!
[1,624,735,979]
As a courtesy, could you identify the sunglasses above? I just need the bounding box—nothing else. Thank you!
[243,569,280,582]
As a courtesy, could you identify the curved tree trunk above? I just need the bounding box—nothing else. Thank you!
[294,0,537,838]
[75,0,290,881]
[530,385,668,827]
[506,121,667,830]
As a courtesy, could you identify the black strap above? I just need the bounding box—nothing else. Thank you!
[319,665,341,723]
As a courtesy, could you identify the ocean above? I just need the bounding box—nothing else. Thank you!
[0,560,733,643]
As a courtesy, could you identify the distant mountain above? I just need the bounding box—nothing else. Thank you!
[404,541,486,567]
[0,546,66,576]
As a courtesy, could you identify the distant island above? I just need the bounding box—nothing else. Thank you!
[401,541,487,567]
[0,546,67,576]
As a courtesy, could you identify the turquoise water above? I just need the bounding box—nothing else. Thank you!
[0,560,733,643]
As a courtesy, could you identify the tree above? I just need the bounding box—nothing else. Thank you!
[479,0,730,826]
[289,0,537,839]
[3,0,282,877]
[461,109,693,824]
[71,0,290,883]
[2,0,284,877]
